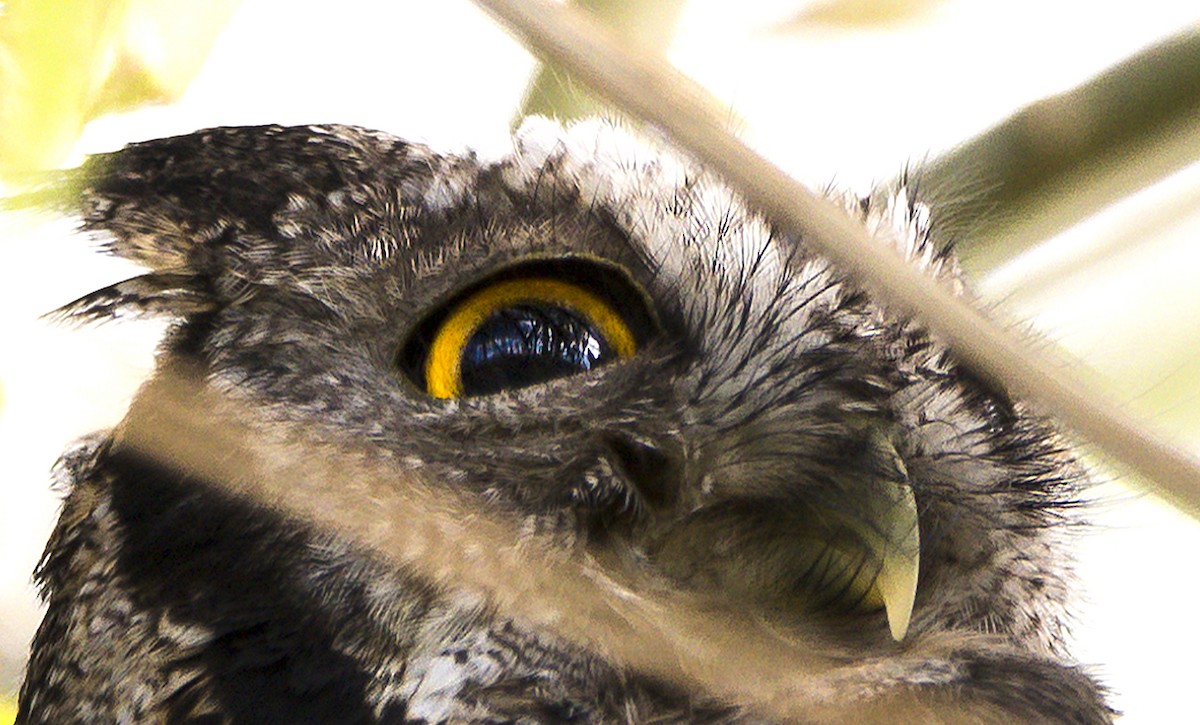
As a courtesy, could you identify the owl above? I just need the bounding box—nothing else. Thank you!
[13,118,1112,723]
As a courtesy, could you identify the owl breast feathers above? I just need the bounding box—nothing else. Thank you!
[15,119,1111,723]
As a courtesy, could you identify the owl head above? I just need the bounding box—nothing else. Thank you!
[19,118,1110,722]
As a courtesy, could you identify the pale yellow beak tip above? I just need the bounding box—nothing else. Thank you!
[879,553,919,641]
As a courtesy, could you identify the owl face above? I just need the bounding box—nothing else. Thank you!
[20,119,1110,722]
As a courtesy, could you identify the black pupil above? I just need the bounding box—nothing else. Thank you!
[459,303,614,396]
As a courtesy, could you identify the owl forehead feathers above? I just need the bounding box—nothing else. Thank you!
[54,118,942,327]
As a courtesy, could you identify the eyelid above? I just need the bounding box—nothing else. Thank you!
[425,277,637,399]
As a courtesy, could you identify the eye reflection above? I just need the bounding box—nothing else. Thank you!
[459,304,614,396]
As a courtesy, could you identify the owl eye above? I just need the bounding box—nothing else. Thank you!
[402,265,651,399]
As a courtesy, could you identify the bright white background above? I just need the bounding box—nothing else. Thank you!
[3,1,1200,721]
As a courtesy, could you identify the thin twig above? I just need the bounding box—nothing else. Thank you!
[471,0,1200,520]
[922,30,1200,273]
[117,371,1012,723]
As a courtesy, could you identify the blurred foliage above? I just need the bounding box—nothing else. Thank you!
[517,0,687,123]
[768,0,945,30]
[0,0,1198,716]
[0,0,240,184]
[922,30,1200,275]
[523,3,1200,288]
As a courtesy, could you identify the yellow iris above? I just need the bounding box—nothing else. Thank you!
[425,278,636,399]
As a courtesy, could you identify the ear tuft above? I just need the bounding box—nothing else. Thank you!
[45,272,215,325]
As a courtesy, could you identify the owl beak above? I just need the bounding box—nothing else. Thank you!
[880,556,919,641]
[871,494,919,642]
[643,429,920,641]
[854,431,920,641]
